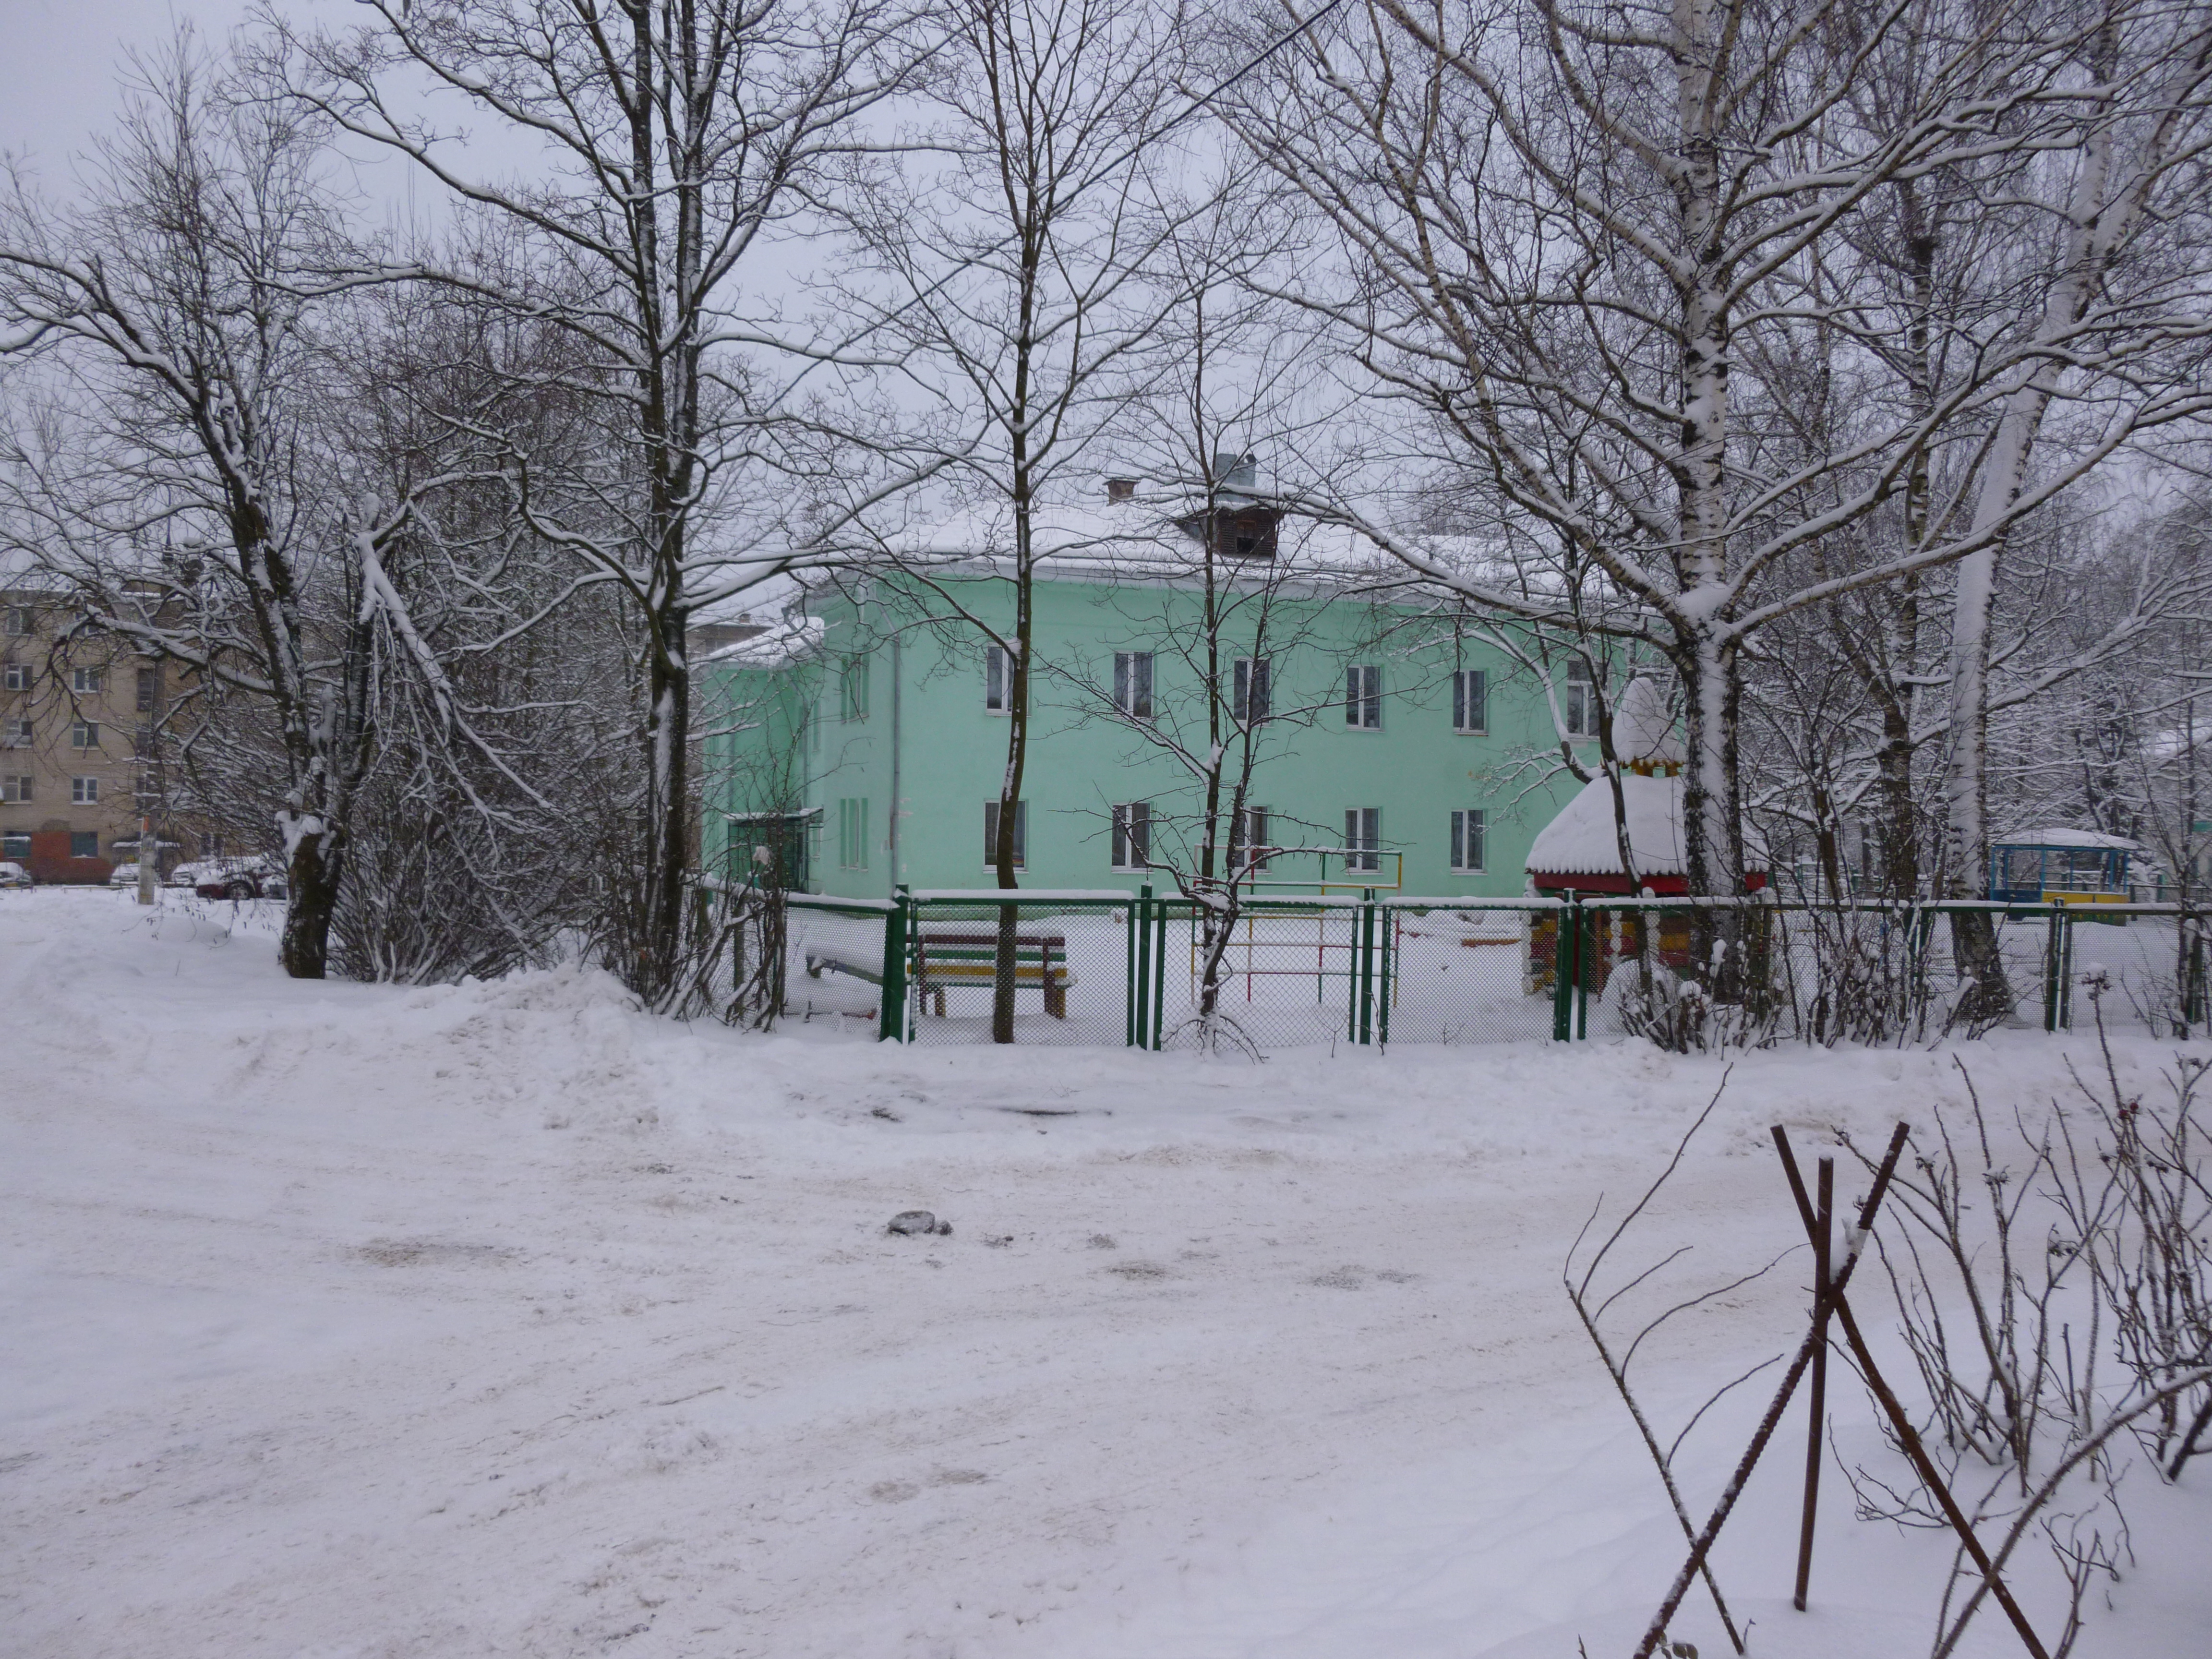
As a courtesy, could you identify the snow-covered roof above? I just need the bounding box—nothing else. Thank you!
[699,616,822,668]
[874,494,1396,589]
[1997,827,2141,851]
[1525,773,1687,878]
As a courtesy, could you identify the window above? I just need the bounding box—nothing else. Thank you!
[72,775,98,805]
[1113,651,1154,719]
[1233,657,1270,723]
[71,721,98,750]
[1344,806,1381,872]
[70,830,98,858]
[2,607,27,636]
[838,653,869,722]
[72,667,102,694]
[3,718,27,747]
[1453,669,1488,734]
[133,727,156,761]
[1110,802,1151,869]
[2,663,28,691]
[985,645,1010,713]
[1563,659,1596,737]
[983,799,1027,869]
[1345,664,1382,729]
[1450,808,1488,872]
[1230,805,1269,873]
[837,797,870,870]
[137,667,157,712]
[2,831,27,859]
[1,775,29,802]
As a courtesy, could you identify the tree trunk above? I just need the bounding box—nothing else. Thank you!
[281,826,344,978]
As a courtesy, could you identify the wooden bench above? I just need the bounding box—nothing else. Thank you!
[914,930,1073,1018]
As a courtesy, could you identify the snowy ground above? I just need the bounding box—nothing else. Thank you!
[3,886,2208,1659]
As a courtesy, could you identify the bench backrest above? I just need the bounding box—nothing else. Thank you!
[917,930,1066,964]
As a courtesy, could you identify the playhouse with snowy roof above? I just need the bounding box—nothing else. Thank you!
[1520,678,1767,993]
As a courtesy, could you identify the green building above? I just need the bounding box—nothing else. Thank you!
[699,492,1585,900]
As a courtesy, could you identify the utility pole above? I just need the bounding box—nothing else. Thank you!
[137,812,156,905]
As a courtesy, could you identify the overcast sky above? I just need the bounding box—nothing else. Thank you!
[0,0,264,188]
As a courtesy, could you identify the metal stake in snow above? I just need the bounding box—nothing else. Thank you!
[1630,1122,1909,1659]
[1768,1137,1833,1611]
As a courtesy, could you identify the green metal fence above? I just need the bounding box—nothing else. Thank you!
[760,886,2212,1049]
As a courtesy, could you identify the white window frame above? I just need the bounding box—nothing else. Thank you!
[1344,806,1381,872]
[1110,801,1151,870]
[2,663,30,691]
[837,797,870,870]
[1452,668,1488,735]
[1345,665,1381,730]
[984,645,1010,714]
[2,608,27,637]
[1450,808,1488,873]
[1232,657,1270,723]
[72,775,98,805]
[71,667,102,694]
[1230,805,1269,874]
[1563,660,1596,738]
[3,717,28,747]
[983,799,1027,870]
[838,653,869,723]
[1113,651,1154,720]
[1,774,30,803]
[71,720,98,750]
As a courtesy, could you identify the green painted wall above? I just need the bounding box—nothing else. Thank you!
[700,653,820,884]
[705,572,1580,899]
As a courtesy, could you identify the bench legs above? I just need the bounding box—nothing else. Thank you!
[1045,978,1066,1019]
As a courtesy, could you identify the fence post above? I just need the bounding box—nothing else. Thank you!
[1150,892,1168,1050]
[878,888,909,1043]
[1355,892,1376,1045]
[1577,904,1593,1040]
[2058,905,2075,1030]
[1378,900,1394,1047]
[1133,884,1154,1050]
[1552,897,1577,1042]
[2044,899,2063,1033]
[1125,891,1139,1048]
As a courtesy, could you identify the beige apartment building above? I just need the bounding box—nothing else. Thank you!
[0,588,180,883]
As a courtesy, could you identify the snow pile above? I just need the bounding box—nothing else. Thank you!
[3,884,2208,1659]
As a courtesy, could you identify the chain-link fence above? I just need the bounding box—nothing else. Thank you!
[755,888,2212,1050]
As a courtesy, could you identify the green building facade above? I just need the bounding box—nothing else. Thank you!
[701,518,1584,900]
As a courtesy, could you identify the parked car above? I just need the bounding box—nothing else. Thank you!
[0,861,31,889]
[108,862,143,889]
[165,861,204,889]
[194,857,288,902]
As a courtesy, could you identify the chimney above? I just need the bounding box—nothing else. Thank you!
[1105,478,1137,503]
[1212,450,1258,493]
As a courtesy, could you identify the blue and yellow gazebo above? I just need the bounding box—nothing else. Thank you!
[1988,828,2140,907]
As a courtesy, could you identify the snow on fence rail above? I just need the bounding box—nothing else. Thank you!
[699,881,2211,1050]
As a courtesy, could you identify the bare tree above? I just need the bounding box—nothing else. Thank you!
[835,0,1188,1040]
[0,34,440,976]
[284,0,923,1002]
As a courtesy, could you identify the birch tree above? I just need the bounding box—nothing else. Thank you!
[1218,0,2212,1005]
